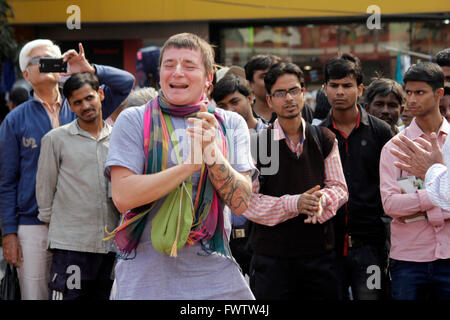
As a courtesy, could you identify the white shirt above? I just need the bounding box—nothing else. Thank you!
[425,133,450,210]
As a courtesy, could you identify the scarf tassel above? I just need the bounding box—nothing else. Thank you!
[103,209,151,242]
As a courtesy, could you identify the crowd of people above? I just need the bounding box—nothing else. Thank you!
[0,32,449,301]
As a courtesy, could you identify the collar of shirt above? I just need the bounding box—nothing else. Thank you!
[253,118,268,133]
[273,118,306,157]
[253,108,277,125]
[330,105,366,138]
[68,119,112,141]
[34,89,63,128]
[33,89,62,113]
[322,105,367,130]
[403,117,449,142]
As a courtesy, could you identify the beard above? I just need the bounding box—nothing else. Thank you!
[79,108,99,122]
[278,103,301,119]
[379,116,396,127]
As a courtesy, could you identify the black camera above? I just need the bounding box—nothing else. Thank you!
[39,58,67,73]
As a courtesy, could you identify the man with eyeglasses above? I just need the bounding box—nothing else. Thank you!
[243,62,348,299]
[319,53,394,300]
[244,54,314,125]
[0,39,134,300]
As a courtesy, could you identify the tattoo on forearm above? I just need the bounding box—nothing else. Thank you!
[207,164,252,213]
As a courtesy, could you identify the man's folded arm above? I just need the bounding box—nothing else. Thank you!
[94,64,135,119]
[317,141,349,224]
[36,134,58,223]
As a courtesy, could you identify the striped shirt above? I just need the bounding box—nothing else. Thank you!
[243,118,348,226]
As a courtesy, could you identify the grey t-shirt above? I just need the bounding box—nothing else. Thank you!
[105,104,255,300]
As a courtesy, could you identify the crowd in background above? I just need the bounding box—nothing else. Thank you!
[0,33,450,300]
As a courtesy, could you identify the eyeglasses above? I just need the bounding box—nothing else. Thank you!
[27,56,55,67]
[270,87,302,99]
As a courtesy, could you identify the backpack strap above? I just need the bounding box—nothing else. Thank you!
[309,124,333,159]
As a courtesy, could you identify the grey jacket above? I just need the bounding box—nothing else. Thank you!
[36,119,119,254]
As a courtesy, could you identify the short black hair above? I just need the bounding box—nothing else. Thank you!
[264,62,304,94]
[9,86,29,106]
[434,48,450,67]
[244,54,282,82]
[212,74,251,103]
[444,85,450,96]
[365,78,405,107]
[313,88,332,119]
[403,62,444,92]
[63,72,100,100]
[324,53,363,85]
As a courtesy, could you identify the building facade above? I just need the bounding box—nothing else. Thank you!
[9,0,450,90]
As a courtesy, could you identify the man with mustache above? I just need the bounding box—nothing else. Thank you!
[243,62,348,299]
[35,73,120,300]
[244,54,314,125]
[0,39,134,300]
[365,78,405,134]
[320,53,394,300]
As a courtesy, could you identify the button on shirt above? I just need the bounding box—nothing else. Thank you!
[36,119,119,254]
[380,118,450,261]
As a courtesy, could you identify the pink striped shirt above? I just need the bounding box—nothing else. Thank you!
[243,119,348,226]
[380,118,450,262]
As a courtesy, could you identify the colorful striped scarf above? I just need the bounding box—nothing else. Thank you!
[105,92,233,260]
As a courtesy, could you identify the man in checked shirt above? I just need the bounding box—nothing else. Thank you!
[243,62,348,300]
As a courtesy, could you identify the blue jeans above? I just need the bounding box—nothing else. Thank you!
[389,258,450,300]
[336,243,388,300]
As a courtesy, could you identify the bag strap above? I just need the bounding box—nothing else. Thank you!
[310,124,334,159]
[310,124,323,155]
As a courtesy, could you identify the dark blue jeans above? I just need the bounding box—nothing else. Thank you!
[389,258,450,300]
[335,243,388,300]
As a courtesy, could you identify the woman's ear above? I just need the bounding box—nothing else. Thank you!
[205,71,214,88]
